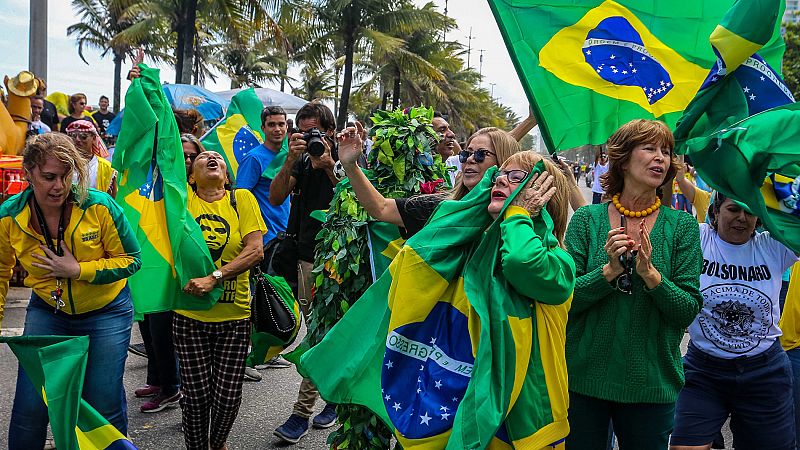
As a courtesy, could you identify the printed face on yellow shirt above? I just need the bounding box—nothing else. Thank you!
[197,213,230,261]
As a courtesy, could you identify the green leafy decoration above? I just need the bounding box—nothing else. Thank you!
[306,106,447,449]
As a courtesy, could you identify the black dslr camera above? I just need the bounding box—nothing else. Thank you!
[302,128,326,157]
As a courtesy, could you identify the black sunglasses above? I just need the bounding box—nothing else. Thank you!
[491,169,529,185]
[459,149,495,164]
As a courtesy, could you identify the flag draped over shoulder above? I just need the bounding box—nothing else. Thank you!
[487,0,784,152]
[200,88,288,183]
[366,221,405,281]
[0,336,137,450]
[674,0,800,253]
[113,64,221,314]
[296,165,573,449]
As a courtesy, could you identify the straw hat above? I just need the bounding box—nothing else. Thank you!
[7,71,39,97]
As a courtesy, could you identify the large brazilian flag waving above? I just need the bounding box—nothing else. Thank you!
[297,164,574,449]
[675,0,800,253]
[1,336,137,450]
[113,64,221,314]
[488,0,785,152]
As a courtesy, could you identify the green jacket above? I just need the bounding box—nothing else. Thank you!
[564,203,702,404]
[0,189,141,326]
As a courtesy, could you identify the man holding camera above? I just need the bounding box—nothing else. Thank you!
[269,102,342,443]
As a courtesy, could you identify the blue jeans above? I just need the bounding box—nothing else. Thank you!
[788,347,800,450]
[140,311,181,395]
[672,341,795,449]
[8,286,133,450]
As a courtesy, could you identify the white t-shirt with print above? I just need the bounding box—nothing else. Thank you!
[592,162,608,194]
[689,223,799,358]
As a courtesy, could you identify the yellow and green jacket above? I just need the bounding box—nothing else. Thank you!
[0,188,141,326]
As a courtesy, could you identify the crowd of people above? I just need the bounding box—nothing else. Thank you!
[0,67,798,450]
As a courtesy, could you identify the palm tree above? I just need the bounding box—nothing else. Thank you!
[68,0,159,112]
[306,0,447,128]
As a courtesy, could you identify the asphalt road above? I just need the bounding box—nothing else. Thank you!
[0,181,734,449]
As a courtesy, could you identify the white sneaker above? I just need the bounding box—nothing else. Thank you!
[243,366,262,381]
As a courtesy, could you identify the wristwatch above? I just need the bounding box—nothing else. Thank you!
[212,270,223,284]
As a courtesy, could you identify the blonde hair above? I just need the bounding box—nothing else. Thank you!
[501,151,570,245]
[23,133,89,204]
[451,127,521,200]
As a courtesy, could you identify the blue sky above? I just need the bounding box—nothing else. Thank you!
[0,0,529,120]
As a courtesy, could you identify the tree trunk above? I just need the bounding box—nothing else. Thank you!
[112,51,122,113]
[391,69,401,110]
[280,62,287,92]
[337,26,355,129]
[380,91,390,111]
[175,23,185,83]
[334,65,340,119]
[179,0,197,84]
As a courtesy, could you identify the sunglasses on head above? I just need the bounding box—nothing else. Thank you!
[491,169,529,185]
[459,149,495,163]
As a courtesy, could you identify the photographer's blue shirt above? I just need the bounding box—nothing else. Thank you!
[236,142,290,244]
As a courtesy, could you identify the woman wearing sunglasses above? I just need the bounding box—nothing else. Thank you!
[65,119,117,198]
[59,93,95,132]
[338,123,520,237]
[563,119,703,449]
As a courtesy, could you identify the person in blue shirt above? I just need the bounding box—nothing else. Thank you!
[236,106,290,245]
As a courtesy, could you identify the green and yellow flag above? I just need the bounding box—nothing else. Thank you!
[488,0,785,151]
[674,0,800,253]
[113,64,221,314]
[1,336,137,450]
[200,88,289,183]
[296,165,574,449]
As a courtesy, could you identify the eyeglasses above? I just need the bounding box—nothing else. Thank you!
[459,149,496,163]
[184,153,198,162]
[68,132,92,140]
[491,169,529,185]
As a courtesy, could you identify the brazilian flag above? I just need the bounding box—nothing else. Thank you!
[113,64,221,314]
[488,0,785,152]
[201,88,289,183]
[296,165,575,449]
[675,0,800,253]
[1,336,137,450]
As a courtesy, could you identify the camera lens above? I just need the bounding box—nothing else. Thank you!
[307,139,325,157]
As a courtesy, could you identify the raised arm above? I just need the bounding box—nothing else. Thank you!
[338,123,405,227]
[269,133,302,206]
[509,107,537,142]
[675,155,695,203]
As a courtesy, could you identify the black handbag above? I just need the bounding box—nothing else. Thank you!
[249,264,300,343]
[228,189,299,342]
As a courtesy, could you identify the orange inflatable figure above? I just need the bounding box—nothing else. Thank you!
[0,71,38,155]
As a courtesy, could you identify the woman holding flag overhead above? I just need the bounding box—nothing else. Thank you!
[175,149,266,450]
[564,119,703,449]
[0,133,141,449]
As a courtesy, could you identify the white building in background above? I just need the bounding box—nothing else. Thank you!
[531,125,547,154]
[786,0,800,24]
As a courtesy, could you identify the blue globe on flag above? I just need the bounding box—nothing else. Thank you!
[381,302,474,439]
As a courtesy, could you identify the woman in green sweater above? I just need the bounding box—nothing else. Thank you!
[563,119,703,449]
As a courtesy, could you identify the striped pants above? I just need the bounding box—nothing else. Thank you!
[173,314,250,450]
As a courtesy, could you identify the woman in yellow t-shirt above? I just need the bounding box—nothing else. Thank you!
[175,150,266,450]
